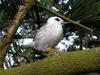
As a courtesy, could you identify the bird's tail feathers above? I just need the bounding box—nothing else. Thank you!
[24,41,35,48]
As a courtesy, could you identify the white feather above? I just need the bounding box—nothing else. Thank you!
[26,16,64,51]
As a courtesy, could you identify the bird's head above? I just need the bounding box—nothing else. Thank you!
[47,16,64,24]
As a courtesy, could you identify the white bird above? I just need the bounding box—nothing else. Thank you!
[25,16,65,52]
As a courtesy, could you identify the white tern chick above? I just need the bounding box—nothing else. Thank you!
[25,16,64,52]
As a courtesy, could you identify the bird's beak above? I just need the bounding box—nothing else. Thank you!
[61,22,70,26]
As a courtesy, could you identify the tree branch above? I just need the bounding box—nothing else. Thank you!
[0,0,37,52]
[0,0,37,67]
[39,5,93,31]
[0,47,100,75]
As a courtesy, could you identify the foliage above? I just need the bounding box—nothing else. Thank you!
[0,1,100,75]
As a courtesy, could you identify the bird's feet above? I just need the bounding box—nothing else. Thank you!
[42,48,64,57]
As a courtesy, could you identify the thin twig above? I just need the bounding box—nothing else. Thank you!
[39,5,93,31]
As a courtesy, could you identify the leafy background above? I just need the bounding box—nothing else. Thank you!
[0,1,100,73]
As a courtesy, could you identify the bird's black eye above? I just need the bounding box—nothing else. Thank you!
[55,18,60,21]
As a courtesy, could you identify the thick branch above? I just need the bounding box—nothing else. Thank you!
[0,6,30,57]
[0,0,37,67]
[40,5,93,31]
[0,47,100,75]
[0,0,37,51]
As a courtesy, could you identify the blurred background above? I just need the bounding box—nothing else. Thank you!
[0,0,100,71]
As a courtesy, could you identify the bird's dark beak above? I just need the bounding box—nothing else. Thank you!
[62,22,71,34]
[61,22,70,26]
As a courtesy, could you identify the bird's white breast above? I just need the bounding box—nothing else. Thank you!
[34,22,63,51]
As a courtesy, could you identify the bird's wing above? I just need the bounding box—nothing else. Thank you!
[34,23,63,50]
[36,23,59,39]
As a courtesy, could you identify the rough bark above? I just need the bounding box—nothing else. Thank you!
[0,47,100,75]
[0,0,37,67]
